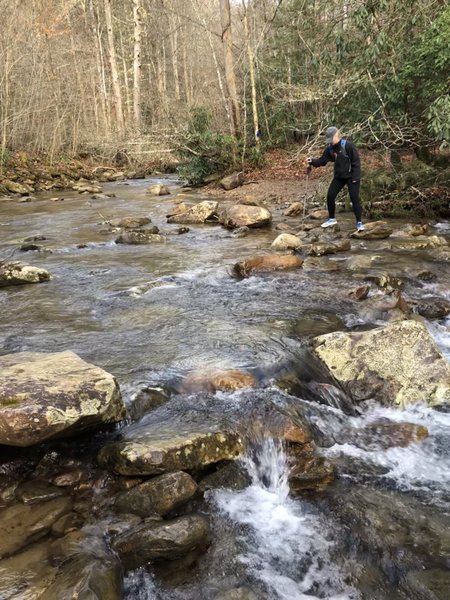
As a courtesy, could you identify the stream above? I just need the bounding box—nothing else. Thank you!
[0,176,449,599]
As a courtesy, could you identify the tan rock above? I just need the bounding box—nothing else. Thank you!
[220,172,244,190]
[0,263,51,287]
[233,254,303,278]
[147,184,170,195]
[308,209,329,220]
[167,200,218,224]
[271,233,303,251]
[306,239,351,256]
[284,202,304,216]
[220,205,272,229]
[0,351,125,446]
[108,216,151,229]
[350,220,393,240]
[312,320,450,407]
[181,369,257,393]
[166,202,187,217]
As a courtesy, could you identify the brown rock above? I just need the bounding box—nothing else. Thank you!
[306,239,351,256]
[350,220,393,240]
[220,205,272,229]
[147,184,170,195]
[233,254,303,278]
[109,216,151,229]
[220,172,244,190]
[284,202,304,216]
[308,209,329,220]
[115,230,164,244]
[348,285,370,300]
[167,200,218,224]
[181,369,256,393]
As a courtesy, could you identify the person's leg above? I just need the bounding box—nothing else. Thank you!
[326,178,346,218]
[347,180,362,222]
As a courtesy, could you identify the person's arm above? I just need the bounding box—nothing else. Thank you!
[348,143,361,181]
[308,147,331,168]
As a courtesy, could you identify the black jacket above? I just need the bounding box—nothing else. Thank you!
[311,139,361,181]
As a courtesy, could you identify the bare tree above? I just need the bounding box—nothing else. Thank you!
[219,0,241,137]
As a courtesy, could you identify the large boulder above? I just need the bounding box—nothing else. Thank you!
[0,262,51,286]
[0,351,125,446]
[115,471,198,517]
[233,254,303,278]
[219,205,272,229]
[220,172,244,191]
[167,200,218,224]
[1,180,33,195]
[349,220,393,240]
[98,409,243,476]
[112,515,209,570]
[312,320,450,407]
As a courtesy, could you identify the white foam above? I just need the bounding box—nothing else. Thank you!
[213,438,356,600]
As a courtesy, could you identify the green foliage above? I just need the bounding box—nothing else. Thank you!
[0,148,11,166]
[176,107,238,185]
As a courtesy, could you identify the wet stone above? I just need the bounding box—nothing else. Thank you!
[403,568,450,600]
[15,479,66,504]
[112,514,209,570]
[114,471,198,517]
[233,254,303,278]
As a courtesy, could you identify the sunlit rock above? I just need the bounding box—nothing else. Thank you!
[271,233,303,251]
[167,200,218,224]
[312,320,450,407]
[220,204,272,229]
[0,351,125,446]
[0,262,51,286]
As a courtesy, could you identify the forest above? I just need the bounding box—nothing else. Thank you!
[1,0,449,169]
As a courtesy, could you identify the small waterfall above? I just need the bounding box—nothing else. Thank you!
[214,437,356,600]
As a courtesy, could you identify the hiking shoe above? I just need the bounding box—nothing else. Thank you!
[321,218,337,228]
[356,221,365,232]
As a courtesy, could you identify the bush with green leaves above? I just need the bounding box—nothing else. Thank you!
[176,108,238,185]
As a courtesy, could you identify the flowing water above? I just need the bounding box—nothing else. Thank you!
[1,177,450,599]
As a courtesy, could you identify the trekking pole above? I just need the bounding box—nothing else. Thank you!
[303,163,312,222]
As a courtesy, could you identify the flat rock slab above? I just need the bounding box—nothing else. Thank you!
[0,351,125,446]
[312,320,450,407]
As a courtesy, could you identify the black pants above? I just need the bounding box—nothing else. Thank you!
[327,178,362,222]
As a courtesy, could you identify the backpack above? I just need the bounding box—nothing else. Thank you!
[328,138,351,178]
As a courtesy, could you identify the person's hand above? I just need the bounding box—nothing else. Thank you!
[304,158,312,166]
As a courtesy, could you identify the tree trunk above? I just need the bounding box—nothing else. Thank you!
[242,0,260,146]
[103,0,124,134]
[133,0,143,131]
[219,0,241,137]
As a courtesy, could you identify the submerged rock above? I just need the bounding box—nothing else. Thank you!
[108,216,152,229]
[312,320,450,407]
[112,515,209,570]
[115,230,164,244]
[167,200,218,224]
[0,262,51,286]
[0,531,122,599]
[233,254,303,278]
[0,350,125,446]
[180,369,256,393]
[0,496,72,558]
[115,471,198,517]
[214,588,260,600]
[306,239,351,256]
[220,205,272,229]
